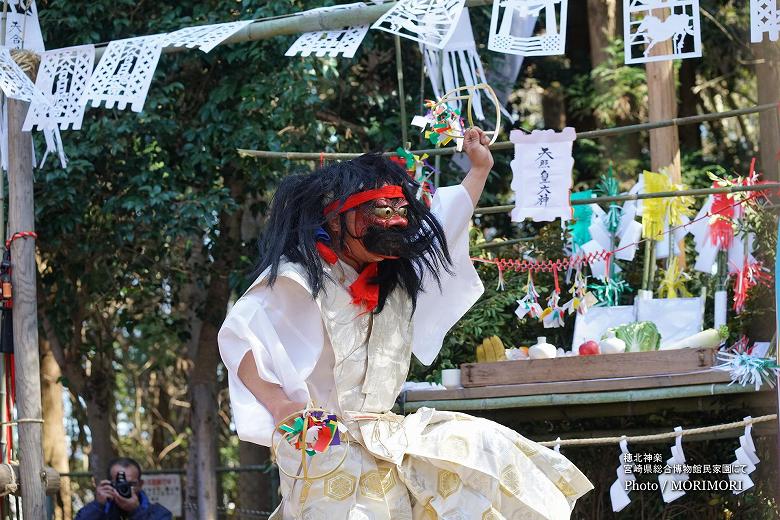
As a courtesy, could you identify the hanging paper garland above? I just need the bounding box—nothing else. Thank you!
[596,169,621,234]
[163,20,254,53]
[657,256,693,299]
[540,269,565,328]
[716,348,780,391]
[371,0,467,49]
[422,8,489,120]
[750,0,779,43]
[568,191,594,249]
[515,272,543,320]
[732,261,769,313]
[285,4,369,58]
[488,0,569,56]
[623,0,702,64]
[81,35,165,112]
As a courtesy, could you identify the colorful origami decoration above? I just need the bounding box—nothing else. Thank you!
[515,272,543,320]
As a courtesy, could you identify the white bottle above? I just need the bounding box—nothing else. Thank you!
[529,336,557,359]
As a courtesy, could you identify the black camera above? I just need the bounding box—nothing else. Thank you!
[112,471,133,499]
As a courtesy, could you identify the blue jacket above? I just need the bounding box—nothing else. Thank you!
[74,491,172,520]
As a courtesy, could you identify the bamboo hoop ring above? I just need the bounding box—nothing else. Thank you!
[432,83,501,145]
[271,407,350,481]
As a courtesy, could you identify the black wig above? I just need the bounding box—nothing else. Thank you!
[252,154,453,313]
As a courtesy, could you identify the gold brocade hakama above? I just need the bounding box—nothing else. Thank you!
[269,262,592,520]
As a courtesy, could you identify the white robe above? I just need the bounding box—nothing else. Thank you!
[218,184,484,447]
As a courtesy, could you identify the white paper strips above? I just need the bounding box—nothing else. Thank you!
[610,438,635,512]
[510,127,575,223]
[489,0,568,56]
[0,47,47,104]
[371,0,466,49]
[623,0,702,64]
[23,45,95,131]
[82,36,164,112]
[728,417,760,494]
[751,0,779,42]
[422,9,488,119]
[286,4,369,58]
[163,20,254,53]
[2,0,44,52]
[658,427,688,503]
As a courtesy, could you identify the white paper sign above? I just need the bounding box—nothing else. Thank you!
[2,0,44,52]
[286,5,369,58]
[510,127,575,223]
[371,0,466,49]
[488,0,568,56]
[623,0,702,64]
[143,474,182,516]
[0,47,48,105]
[751,0,779,42]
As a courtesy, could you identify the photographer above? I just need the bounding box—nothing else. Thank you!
[75,457,172,520]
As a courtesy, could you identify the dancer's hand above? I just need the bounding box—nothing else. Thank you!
[463,127,493,173]
[271,400,308,428]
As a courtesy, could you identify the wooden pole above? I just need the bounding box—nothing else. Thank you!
[755,39,780,181]
[8,91,47,515]
[6,47,45,516]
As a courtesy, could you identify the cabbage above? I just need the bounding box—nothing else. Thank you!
[604,321,661,352]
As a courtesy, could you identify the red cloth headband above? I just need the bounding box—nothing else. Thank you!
[323,185,405,216]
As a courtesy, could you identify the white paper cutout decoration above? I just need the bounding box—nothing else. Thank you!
[2,0,45,52]
[751,0,779,42]
[82,35,165,112]
[371,0,467,49]
[488,0,568,56]
[0,47,48,105]
[510,127,576,223]
[163,20,254,53]
[658,427,688,503]
[422,9,489,119]
[728,416,760,494]
[623,0,702,64]
[610,438,635,512]
[286,4,369,58]
[23,45,95,132]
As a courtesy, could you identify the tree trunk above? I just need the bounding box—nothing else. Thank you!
[755,39,780,181]
[40,339,72,520]
[542,81,566,130]
[84,356,116,482]
[186,194,242,518]
[237,442,272,519]
[586,0,616,67]
[678,59,702,153]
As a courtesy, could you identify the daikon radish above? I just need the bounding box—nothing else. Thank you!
[660,326,729,350]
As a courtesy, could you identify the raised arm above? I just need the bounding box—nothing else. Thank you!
[459,127,494,207]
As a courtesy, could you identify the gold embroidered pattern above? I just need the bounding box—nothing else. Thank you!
[441,435,470,460]
[359,463,397,501]
[324,471,357,501]
[515,439,538,457]
[499,465,522,497]
[482,508,502,520]
[437,470,460,498]
[421,498,437,520]
[555,476,577,497]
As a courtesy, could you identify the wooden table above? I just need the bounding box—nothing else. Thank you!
[397,369,777,442]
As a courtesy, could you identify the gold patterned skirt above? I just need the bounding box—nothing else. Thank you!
[271,409,592,520]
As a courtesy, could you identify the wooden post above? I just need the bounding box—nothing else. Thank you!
[8,91,47,515]
[755,39,780,181]
[6,47,45,516]
[644,8,681,278]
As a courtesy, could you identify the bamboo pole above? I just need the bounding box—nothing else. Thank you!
[394,35,408,146]
[7,93,46,516]
[237,104,778,160]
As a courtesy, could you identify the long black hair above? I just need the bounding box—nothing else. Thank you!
[252,154,452,313]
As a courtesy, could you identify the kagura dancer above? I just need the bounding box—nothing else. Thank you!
[219,128,592,519]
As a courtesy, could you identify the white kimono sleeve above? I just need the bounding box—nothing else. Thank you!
[218,276,324,446]
[412,184,484,365]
